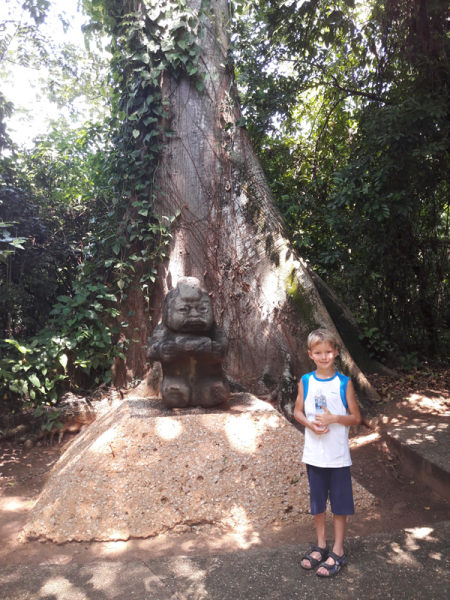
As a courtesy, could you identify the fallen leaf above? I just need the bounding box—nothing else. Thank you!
[424,507,430,510]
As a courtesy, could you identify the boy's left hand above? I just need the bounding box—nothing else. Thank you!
[316,406,336,426]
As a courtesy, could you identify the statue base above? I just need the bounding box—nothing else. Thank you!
[23,395,374,543]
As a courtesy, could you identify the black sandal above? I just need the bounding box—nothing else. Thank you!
[300,544,329,570]
[316,551,346,577]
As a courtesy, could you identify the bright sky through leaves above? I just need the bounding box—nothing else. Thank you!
[1,0,92,147]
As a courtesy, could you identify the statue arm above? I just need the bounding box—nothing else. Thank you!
[174,335,213,357]
[148,326,180,362]
[148,325,227,363]
[210,323,229,361]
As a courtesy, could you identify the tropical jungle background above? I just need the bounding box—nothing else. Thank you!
[1,0,449,412]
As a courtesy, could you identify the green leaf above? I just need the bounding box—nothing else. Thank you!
[4,339,31,354]
[28,374,41,388]
[59,354,68,370]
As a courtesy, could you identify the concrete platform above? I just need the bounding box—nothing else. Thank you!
[1,522,449,599]
[23,395,374,543]
[387,420,450,502]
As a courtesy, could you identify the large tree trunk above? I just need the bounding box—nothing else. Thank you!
[116,0,381,413]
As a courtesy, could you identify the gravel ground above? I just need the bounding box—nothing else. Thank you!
[22,394,374,544]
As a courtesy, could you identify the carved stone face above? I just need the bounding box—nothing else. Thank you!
[167,282,214,333]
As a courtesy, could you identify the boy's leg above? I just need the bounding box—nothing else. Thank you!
[316,515,346,575]
[315,512,327,549]
[302,465,330,568]
[332,514,346,556]
[316,467,353,576]
[301,512,326,568]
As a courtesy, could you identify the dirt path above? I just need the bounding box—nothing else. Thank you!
[1,368,449,566]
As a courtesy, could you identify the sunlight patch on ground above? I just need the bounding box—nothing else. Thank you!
[235,529,261,549]
[224,414,258,452]
[397,422,449,446]
[39,576,86,599]
[429,552,442,561]
[407,393,450,416]
[90,427,119,451]
[226,506,261,548]
[94,540,133,556]
[403,527,436,553]
[406,526,434,540]
[0,497,32,512]
[87,564,118,590]
[228,505,251,533]
[387,542,422,568]
[350,431,380,447]
[169,558,208,599]
[155,417,183,440]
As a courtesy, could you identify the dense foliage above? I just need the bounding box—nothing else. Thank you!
[232,0,450,360]
[0,0,215,407]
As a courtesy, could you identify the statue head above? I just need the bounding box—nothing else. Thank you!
[163,277,214,333]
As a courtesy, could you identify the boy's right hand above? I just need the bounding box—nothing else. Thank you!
[309,421,330,435]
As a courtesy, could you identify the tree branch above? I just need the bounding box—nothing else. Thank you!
[326,77,391,105]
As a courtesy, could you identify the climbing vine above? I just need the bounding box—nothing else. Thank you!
[80,0,211,302]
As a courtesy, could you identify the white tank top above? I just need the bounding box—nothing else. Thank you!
[301,371,352,468]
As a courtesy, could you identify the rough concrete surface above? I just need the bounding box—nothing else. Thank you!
[22,394,373,544]
[387,420,450,502]
[2,521,449,599]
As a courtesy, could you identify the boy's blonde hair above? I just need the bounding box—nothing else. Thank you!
[307,328,338,350]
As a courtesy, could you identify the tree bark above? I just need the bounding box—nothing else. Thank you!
[118,0,380,413]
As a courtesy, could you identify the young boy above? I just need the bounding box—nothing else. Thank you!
[294,328,361,577]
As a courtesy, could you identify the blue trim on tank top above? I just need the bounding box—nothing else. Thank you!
[312,372,338,383]
[302,371,349,411]
[301,372,313,400]
[336,372,349,410]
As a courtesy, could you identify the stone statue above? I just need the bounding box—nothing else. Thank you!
[147,277,230,409]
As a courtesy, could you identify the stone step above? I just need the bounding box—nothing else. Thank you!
[386,420,450,502]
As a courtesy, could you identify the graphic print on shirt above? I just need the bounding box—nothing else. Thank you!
[314,389,327,413]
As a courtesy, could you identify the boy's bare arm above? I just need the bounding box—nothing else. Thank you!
[294,380,330,435]
[316,380,361,427]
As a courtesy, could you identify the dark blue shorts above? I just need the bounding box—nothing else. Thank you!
[306,464,355,516]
